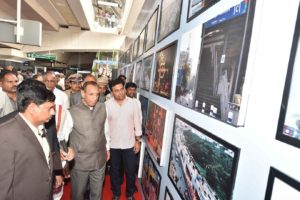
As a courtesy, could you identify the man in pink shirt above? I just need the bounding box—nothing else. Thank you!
[105,78,142,200]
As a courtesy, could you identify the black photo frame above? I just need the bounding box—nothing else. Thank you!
[157,0,183,42]
[152,41,177,99]
[276,3,300,149]
[145,7,158,52]
[265,167,300,199]
[192,0,256,126]
[132,38,139,61]
[164,187,174,200]
[187,0,220,22]
[140,54,154,91]
[145,101,167,164]
[139,95,149,134]
[141,149,161,200]
[138,28,146,57]
[134,60,142,87]
[168,115,240,200]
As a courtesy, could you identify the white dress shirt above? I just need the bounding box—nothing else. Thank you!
[19,113,50,167]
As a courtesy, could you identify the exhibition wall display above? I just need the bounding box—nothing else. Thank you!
[118,0,300,199]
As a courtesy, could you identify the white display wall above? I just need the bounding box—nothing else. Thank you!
[119,0,300,199]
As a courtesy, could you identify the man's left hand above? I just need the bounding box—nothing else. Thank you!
[133,141,140,154]
[106,150,110,161]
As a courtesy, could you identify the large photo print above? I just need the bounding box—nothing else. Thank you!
[145,101,167,163]
[140,54,154,91]
[141,149,161,200]
[145,8,158,51]
[168,116,240,200]
[158,0,183,42]
[276,5,300,149]
[139,95,149,134]
[192,0,256,126]
[175,25,202,108]
[134,61,142,88]
[152,42,177,99]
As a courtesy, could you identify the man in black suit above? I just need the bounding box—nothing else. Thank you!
[0,79,62,200]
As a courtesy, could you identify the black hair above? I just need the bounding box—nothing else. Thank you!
[0,70,17,81]
[17,79,56,113]
[125,82,137,89]
[109,78,124,91]
[82,81,98,91]
[118,75,126,80]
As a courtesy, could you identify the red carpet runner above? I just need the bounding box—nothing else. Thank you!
[61,175,143,200]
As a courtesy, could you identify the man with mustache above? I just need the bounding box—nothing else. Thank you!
[0,79,57,199]
[0,70,18,118]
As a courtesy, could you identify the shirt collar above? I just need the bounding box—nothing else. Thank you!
[19,113,45,135]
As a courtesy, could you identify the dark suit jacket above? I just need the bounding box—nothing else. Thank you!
[0,114,53,200]
[45,116,63,174]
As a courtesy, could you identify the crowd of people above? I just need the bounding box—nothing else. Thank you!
[0,65,142,200]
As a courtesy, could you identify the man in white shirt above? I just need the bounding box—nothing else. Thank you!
[105,79,142,200]
[0,70,18,117]
[44,71,69,109]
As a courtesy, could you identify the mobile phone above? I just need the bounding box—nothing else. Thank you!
[59,140,68,153]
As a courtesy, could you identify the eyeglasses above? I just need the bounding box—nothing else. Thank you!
[44,80,56,83]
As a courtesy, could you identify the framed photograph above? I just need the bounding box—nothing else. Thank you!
[126,45,133,64]
[168,115,240,200]
[276,5,300,148]
[175,25,202,108]
[145,101,167,165]
[265,167,300,199]
[118,67,126,77]
[134,60,142,87]
[189,0,256,126]
[139,95,149,134]
[164,187,174,200]
[119,53,125,68]
[132,38,139,61]
[129,44,133,63]
[145,7,158,52]
[138,28,146,57]
[140,54,154,91]
[152,41,177,99]
[126,64,134,82]
[141,149,161,200]
[187,0,220,22]
[158,0,183,42]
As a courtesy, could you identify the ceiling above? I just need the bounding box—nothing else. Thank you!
[0,0,129,32]
[0,0,156,64]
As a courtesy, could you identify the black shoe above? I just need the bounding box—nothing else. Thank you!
[112,196,120,200]
[127,197,135,200]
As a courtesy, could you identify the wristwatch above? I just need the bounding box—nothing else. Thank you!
[135,137,142,142]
